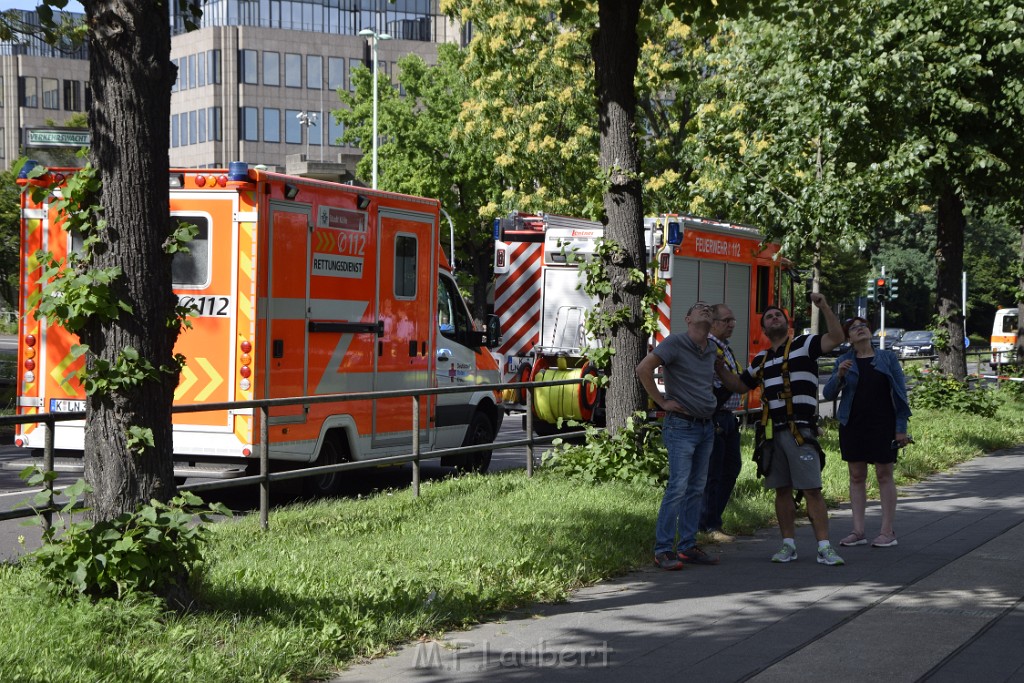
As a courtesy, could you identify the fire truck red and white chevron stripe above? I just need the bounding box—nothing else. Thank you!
[656,282,671,345]
[495,241,543,360]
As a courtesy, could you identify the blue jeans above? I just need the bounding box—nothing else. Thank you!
[700,411,742,531]
[654,413,716,555]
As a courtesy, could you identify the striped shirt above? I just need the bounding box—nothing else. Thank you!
[710,334,742,412]
[740,334,823,426]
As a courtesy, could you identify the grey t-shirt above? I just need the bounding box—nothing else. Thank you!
[654,332,717,418]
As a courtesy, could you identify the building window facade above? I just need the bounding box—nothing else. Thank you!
[329,116,343,147]
[285,53,302,87]
[306,54,322,89]
[285,109,301,143]
[42,78,59,109]
[263,51,280,86]
[328,56,345,91]
[63,80,81,111]
[241,49,258,84]
[20,77,38,108]
[264,107,280,142]
[241,106,259,141]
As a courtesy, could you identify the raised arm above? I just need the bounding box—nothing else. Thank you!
[813,292,845,354]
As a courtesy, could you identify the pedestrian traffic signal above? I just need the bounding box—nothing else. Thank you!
[875,277,888,302]
[889,277,899,301]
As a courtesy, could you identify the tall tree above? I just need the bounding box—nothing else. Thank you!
[863,0,1024,378]
[687,4,894,332]
[0,169,19,310]
[16,1,200,520]
[77,0,183,519]
[438,0,753,432]
[585,0,648,431]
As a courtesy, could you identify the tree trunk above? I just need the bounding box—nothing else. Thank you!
[82,0,179,520]
[935,186,967,380]
[593,0,646,434]
[1017,221,1024,362]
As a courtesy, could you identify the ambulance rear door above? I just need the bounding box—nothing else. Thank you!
[372,207,434,449]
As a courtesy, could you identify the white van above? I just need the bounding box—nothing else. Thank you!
[990,308,1019,370]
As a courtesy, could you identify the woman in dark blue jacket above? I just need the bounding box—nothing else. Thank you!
[823,317,911,548]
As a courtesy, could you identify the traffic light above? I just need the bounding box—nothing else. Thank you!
[867,277,877,302]
[875,277,888,302]
[889,276,899,301]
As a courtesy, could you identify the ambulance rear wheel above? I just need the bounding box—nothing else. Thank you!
[457,412,494,474]
[304,436,349,497]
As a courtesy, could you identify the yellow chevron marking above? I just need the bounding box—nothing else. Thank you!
[49,353,79,396]
[238,291,252,321]
[175,364,198,401]
[195,357,223,401]
[315,229,331,252]
[239,252,253,280]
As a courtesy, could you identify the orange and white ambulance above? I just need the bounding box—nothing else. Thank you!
[990,307,1020,370]
[14,162,502,492]
[492,212,794,431]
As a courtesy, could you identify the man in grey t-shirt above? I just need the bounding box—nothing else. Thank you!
[636,301,721,570]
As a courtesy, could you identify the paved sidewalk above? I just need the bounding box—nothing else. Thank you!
[333,445,1024,682]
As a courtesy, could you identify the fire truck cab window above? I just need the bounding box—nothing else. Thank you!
[171,216,210,287]
[755,265,771,314]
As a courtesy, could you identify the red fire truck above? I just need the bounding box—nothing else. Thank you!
[492,212,795,431]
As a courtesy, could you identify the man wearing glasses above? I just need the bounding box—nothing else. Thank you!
[637,301,721,570]
[700,304,743,542]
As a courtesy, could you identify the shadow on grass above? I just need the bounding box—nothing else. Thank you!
[191,485,654,666]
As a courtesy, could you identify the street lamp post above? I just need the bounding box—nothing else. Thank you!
[296,110,318,160]
[358,28,391,189]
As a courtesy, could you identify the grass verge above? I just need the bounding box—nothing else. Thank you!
[1,392,1022,681]
[0,473,660,682]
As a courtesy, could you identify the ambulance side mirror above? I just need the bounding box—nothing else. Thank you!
[485,314,502,349]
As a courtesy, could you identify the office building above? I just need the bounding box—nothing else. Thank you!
[1,1,463,175]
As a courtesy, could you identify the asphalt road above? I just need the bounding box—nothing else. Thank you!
[0,333,15,357]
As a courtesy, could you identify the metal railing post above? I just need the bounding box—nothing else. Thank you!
[412,395,420,497]
[260,405,270,531]
[43,417,54,533]
[525,387,534,477]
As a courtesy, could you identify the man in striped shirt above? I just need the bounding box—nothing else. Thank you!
[719,293,846,565]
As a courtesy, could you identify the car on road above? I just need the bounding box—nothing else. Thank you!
[891,330,935,358]
[871,327,905,350]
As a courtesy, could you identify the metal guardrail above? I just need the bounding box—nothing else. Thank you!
[0,376,587,531]
[5,347,1021,532]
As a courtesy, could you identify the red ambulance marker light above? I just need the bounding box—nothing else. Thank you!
[25,335,36,347]
[240,366,251,378]
[217,175,228,187]
[196,175,207,187]
[242,448,251,456]
[15,438,24,447]
[240,340,252,353]
[54,173,66,184]
[24,359,35,371]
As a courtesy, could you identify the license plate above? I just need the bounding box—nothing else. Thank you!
[49,399,86,413]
